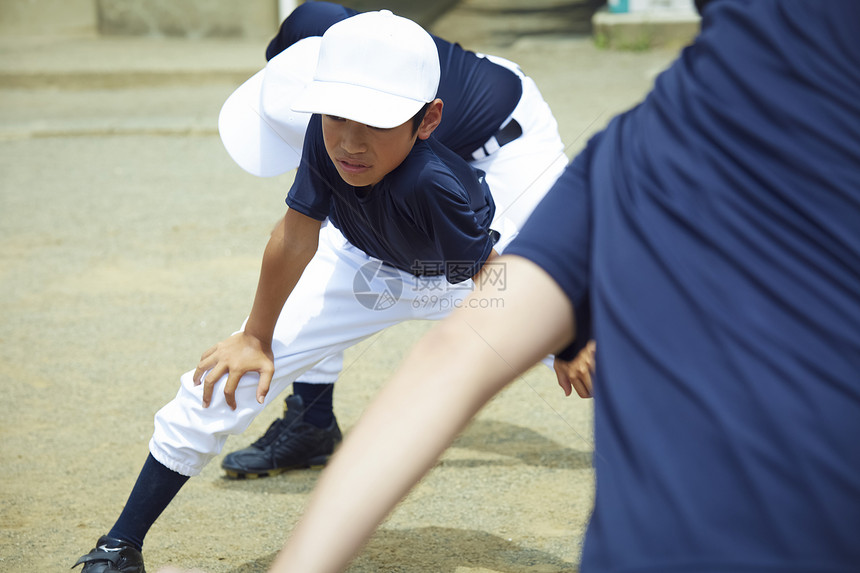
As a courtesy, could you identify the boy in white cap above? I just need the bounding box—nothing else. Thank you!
[73,9,568,573]
[217,0,575,480]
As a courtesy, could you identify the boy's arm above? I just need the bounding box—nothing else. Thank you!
[269,255,575,573]
[193,208,322,409]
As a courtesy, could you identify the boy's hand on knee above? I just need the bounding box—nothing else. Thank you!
[193,332,275,410]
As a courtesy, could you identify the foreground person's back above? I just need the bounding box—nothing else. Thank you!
[565,1,860,570]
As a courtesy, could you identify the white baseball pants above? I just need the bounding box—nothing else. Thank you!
[152,224,478,476]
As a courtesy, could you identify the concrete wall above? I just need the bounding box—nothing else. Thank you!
[0,0,281,39]
[0,0,458,39]
[0,0,100,37]
[96,0,279,39]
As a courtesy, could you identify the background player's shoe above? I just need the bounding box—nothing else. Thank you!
[221,394,342,478]
[72,535,145,572]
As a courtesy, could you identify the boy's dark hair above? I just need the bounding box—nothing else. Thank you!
[411,101,432,135]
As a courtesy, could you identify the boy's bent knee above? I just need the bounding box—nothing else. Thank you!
[149,369,267,475]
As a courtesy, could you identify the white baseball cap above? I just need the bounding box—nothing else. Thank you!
[218,36,321,177]
[290,10,440,129]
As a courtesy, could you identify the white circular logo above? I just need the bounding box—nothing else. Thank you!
[353,261,403,311]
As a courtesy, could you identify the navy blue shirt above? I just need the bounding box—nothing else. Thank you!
[508,1,860,571]
[267,1,522,161]
[289,115,495,283]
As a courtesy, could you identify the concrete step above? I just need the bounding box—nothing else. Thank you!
[0,36,265,90]
[592,6,700,50]
[0,36,264,138]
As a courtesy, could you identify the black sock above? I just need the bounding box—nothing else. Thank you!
[107,454,189,551]
[292,382,334,429]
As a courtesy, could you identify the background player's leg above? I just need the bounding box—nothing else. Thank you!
[471,58,568,236]
[471,61,566,372]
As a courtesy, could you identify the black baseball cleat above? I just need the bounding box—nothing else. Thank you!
[221,394,342,478]
[72,535,145,573]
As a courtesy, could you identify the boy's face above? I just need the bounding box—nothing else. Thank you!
[320,101,441,188]
[321,115,417,187]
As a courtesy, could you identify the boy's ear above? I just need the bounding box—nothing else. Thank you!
[416,99,444,140]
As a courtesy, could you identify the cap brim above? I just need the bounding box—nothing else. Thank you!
[291,80,427,129]
[218,37,321,177]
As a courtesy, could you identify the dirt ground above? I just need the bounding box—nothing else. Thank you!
[0,3,685,571]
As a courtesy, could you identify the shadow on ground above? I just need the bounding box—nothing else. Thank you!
[448,419,592,470]
[230,526,577,572]
[210,417,591,499]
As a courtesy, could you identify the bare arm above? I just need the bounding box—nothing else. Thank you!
[193,208,322,408]
[244,209,321,348]
[269,255,575,573]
